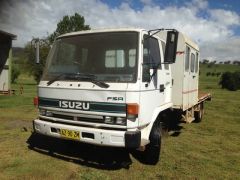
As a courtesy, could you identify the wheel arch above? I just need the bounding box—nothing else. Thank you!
[141,102,172,140]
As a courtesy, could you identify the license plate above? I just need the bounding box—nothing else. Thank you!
[60,129,80,140]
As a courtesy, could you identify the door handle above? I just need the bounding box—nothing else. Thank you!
[160,84,165,92]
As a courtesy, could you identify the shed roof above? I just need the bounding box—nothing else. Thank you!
[0,30,17,40]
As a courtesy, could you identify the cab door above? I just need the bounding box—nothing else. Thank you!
[138,35,166,127]
[160,41,172,104]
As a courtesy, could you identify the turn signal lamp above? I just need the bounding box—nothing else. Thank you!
[33,96,39,107]
[127,103,139,119]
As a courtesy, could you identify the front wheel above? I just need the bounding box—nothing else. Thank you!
[143,121,162,165]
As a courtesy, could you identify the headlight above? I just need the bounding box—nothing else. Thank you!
[104,116,126,125]
[39,109,46,116]
[104,116,115,124]
[46,110,53,117]
[39,109,53,117]
[115,117,126,125]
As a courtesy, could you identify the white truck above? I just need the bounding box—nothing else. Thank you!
[33,28,211,164]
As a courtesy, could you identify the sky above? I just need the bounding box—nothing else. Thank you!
[0,0,240,61]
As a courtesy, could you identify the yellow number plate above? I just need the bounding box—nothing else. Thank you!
[60,129,80,140]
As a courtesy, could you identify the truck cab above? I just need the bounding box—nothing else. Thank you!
[33,28,179,164]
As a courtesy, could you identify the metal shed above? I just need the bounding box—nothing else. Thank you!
[0,30,17,94]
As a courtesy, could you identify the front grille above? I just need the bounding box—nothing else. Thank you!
[39,111,127,130]
[53,113,73,120]
[51,113,104,124]
[77,117,104,123]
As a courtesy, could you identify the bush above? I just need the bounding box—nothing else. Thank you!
[206,72,211,76]
[219,71,240,91]
[11,64,20,83]
[216,72,221,77]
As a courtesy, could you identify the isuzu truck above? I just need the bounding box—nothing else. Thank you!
[33,28,211,164]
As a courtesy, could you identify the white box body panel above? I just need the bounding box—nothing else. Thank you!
[157,31,199,111]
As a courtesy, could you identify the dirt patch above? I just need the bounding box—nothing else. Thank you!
[2,119,32,131]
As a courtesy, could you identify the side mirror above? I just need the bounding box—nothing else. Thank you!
[164,30,178,64]
[142,64,151,82]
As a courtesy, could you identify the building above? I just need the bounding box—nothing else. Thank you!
[0,30,17,94]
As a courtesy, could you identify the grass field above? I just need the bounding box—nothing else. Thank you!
[0,64,240,179]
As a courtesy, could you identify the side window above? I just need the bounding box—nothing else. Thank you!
[161,41,166,57]
[185,46,190,71]
[105,49,125,68]
[191,53,195,72]
[143,36,161,69]
[195,52,199,73]
[161,41,169,70]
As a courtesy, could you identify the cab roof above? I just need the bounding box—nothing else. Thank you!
[58,28,144,39]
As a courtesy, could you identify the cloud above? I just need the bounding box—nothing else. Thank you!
[0,0,239,61]
[209,9,240,26]
[201,37,240,61]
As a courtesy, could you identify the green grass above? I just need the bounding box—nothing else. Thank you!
[0,64,240,179]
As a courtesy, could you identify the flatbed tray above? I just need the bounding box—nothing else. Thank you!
[198,92,211,103]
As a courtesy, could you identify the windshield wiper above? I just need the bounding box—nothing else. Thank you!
[73,73,110,89]
[46,73,109,88]
[47,73,65,86]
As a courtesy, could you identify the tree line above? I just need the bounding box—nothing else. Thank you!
[201,59,240,65]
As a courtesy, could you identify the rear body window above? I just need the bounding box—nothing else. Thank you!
[191,53,195,72]
[185,46,190,71]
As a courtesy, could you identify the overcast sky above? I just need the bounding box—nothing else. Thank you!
[0,0,240,61]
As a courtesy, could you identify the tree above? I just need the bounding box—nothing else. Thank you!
[48,13,90,43]
[202,59,209,64]
[216,72,221,77]
[26,13,90,82]
[25,39,50,83]
[219,71,240,91]
[224,61,231,64]
[11,64,20,83]
[233,61,240,65]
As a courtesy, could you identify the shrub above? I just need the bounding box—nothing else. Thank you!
[11,64,20,83]
[211,72,215,76]
[219,71,240,91]
[206,72,211,76]
[216,72,221,77]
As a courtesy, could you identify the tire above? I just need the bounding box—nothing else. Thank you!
[143,121,162,165]
[195,103,204,122]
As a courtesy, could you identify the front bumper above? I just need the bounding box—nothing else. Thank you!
[33,119,141,148]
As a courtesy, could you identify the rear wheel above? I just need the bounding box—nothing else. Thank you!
[143,121,162,165]
[195,103,204,122]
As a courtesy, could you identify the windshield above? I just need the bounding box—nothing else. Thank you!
[42,32,139,83]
